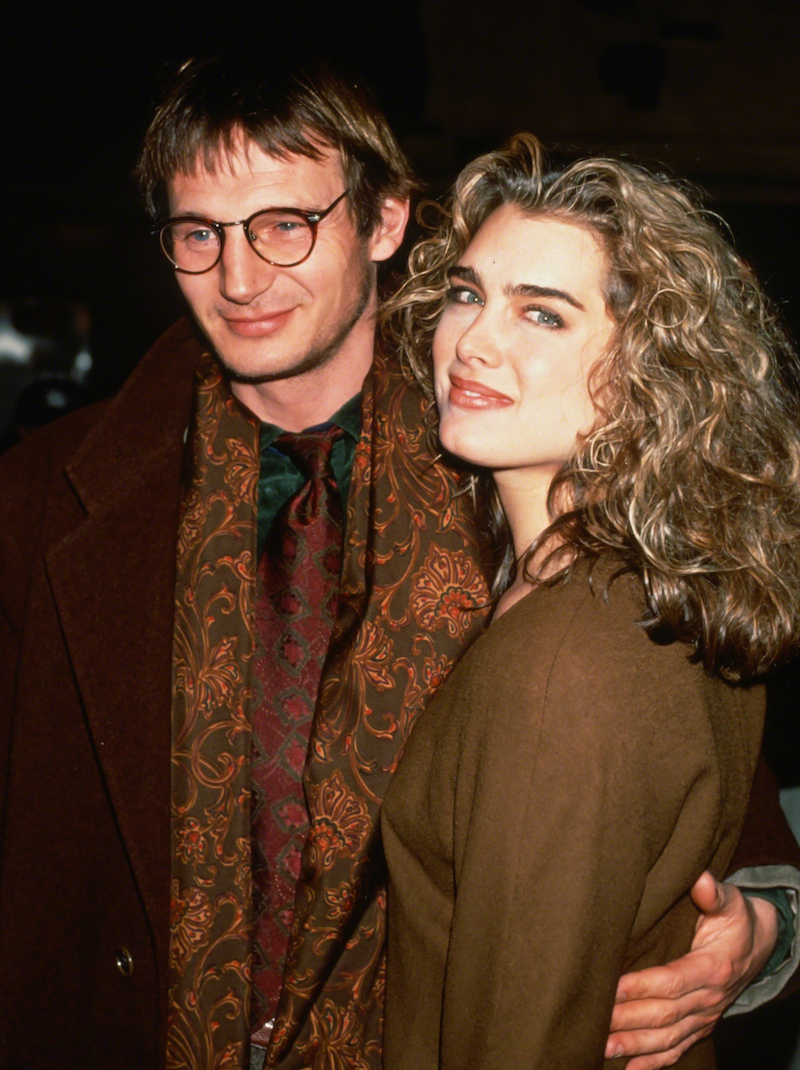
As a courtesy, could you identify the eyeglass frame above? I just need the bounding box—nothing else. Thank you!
[154,188,350,274]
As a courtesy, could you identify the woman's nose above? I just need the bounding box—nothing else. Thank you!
[455,310,504,368]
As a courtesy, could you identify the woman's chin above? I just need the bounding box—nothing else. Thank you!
[438,428,488,468]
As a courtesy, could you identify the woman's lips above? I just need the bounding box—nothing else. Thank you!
[447,375,513,410]
[222,309,293,337]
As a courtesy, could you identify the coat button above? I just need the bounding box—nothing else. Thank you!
[115,947,134,977]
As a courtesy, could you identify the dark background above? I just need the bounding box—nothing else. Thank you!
[3,0,799,412]
[3,0,799,1062]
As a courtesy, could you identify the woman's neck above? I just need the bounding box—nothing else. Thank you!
[494,466,557,562]
[492,466,561,619]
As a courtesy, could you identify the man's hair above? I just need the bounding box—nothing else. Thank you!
[385,132,800,680]
[136,52,419,235]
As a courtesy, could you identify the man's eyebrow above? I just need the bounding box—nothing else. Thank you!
[448,265,585,311]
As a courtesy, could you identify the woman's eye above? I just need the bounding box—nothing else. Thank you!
[446,286,481,306]
[527,307,563,328]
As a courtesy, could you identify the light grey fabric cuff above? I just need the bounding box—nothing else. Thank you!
[724,865,800,1016]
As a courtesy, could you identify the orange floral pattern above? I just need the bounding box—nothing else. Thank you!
[410,544,489,639]
[303,999,376,1070]
[306,770,372,872]
[169,883,214,972]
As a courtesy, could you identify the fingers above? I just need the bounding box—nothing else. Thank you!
[609,953,729,1067]
[614,954,716,1005]
[689,871,726,915]
[609,987,722,1034]
[606,1017,715,1066]
[611,1026,712,1070]
[608,877,772,1066]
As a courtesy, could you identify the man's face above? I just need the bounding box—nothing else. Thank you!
[167,140,382,386]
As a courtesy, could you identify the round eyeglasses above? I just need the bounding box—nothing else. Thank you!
[155,189,350,274]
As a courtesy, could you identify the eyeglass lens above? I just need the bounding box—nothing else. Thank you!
[161,209,315,272]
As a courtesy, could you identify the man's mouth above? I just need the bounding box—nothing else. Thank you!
[221,309,295,337]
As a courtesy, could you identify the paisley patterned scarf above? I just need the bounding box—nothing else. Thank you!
[167,352,260,1070]
[165,347,491,1070]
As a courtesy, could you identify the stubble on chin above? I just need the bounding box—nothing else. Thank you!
[222,343,338,385]
[213,251,375,387]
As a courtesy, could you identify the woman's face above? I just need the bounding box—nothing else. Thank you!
[433,205,616,483]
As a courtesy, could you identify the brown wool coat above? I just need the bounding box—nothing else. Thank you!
[383,565,773,1070]
[0,319,491,1069]
[0,321,797,1069]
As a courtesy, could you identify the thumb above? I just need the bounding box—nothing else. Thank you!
[690,870,727,916]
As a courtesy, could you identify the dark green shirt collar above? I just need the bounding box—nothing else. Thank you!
[256,393,362,559]
[258,391,362,451]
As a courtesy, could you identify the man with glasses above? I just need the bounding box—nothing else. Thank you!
[158,188,350,275]
[0,51,797,1070]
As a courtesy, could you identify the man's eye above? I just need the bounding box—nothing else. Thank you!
[251,214,311,240]
[174,225,216,246]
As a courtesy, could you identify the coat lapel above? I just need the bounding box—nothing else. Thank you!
[45,319,202,959]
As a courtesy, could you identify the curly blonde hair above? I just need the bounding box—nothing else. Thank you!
[383,133,800,680]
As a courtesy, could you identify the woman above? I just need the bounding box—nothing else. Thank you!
[380,135,800,1069]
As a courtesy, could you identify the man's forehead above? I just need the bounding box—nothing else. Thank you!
[180,131,344,184]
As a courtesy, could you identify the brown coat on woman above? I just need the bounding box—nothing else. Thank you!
[384,562,770,1070]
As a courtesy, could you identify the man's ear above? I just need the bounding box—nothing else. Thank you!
[368,197,410,263]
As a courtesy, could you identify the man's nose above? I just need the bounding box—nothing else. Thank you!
[218,228,278,304]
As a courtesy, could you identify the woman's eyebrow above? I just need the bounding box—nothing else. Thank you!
[507,282,585,311]
[448,264,481,286]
